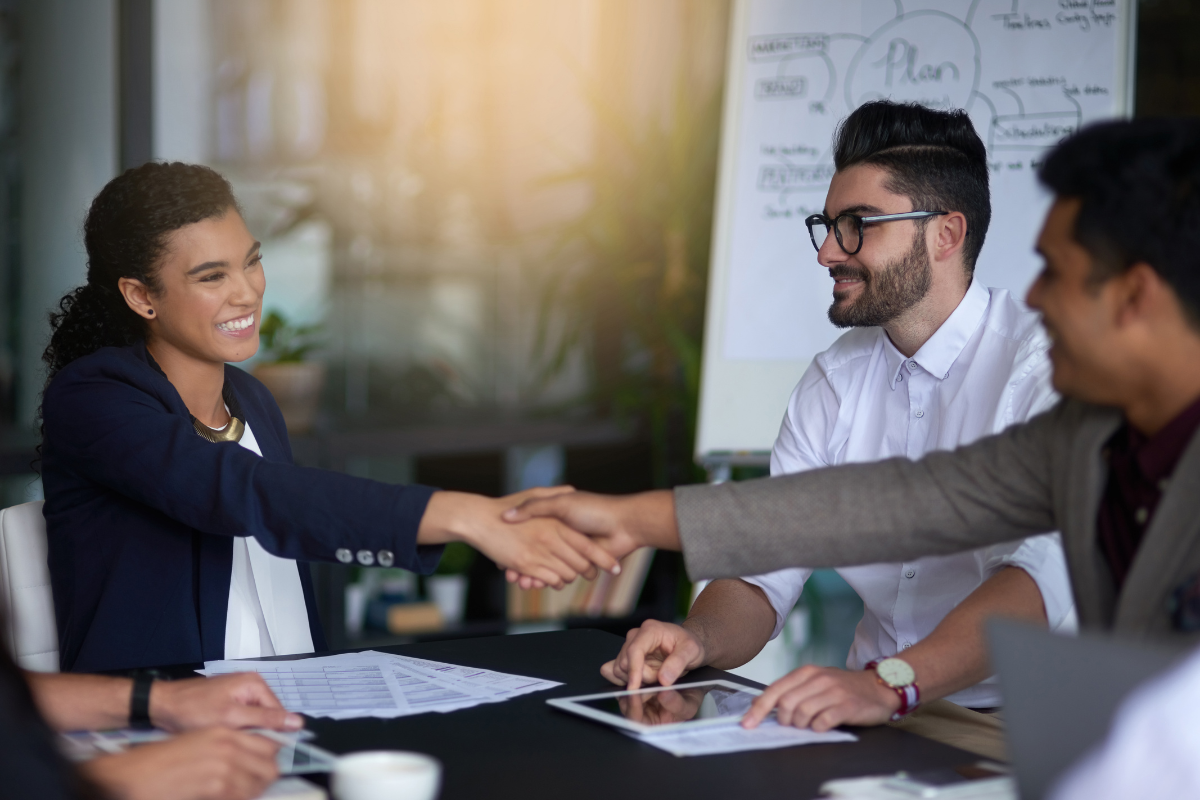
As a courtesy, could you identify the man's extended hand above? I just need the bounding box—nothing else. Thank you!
[81,728,280,800]
[503,491,642,559]
[501,489,679,589]
[423,487,621,589]
[741,665,901,732]
[601,620,709,691]
[151,673,303,733]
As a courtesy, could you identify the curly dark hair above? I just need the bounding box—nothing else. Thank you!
[41,162,238,383]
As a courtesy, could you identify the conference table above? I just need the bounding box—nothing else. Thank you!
[162,629,981,799]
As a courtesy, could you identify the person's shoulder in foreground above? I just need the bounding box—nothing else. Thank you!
[1049,643,1200,800]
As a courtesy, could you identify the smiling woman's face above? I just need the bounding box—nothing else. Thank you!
[142,209,265,365]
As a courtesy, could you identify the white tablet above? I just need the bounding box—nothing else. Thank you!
[546,679,762,735]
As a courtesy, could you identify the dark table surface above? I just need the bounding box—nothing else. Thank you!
[167,629,979,799]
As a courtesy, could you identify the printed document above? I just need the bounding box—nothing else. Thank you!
[199,650,561,720]
[630,718,856,757]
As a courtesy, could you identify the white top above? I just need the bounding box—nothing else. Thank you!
[743,280,1077,708]
[1049,645,1200,800]
[223,421,315,659]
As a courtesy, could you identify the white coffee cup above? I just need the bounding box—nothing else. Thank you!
[332,751,442,800]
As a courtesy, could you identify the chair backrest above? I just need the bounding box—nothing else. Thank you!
[0,501,58,671]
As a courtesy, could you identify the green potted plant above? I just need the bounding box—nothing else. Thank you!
[253,309,326,434]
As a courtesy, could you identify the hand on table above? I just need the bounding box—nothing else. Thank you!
[741,665,900,732]
[600,620,709,691]
[152,673,303,733]
[81,728,280,800]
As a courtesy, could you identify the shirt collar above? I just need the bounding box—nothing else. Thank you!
[1124,393,1200,483]
[886,279,990,389]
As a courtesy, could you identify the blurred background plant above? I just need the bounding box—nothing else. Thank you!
[433,542,477,577]
[534,74,723,489]
[257,309,325,364]
[253,309,328,433]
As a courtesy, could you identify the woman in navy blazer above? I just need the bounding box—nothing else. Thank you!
[39,163,614,673]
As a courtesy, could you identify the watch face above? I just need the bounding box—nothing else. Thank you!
[875,658,916,688]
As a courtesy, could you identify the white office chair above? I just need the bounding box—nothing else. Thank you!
[0,500,58,671]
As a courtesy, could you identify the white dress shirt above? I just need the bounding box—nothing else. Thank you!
[743,280,1076,708]
[223,421,315,659]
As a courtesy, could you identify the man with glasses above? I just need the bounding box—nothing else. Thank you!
[587,100,1074,755]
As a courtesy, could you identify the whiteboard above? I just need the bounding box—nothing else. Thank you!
[696,0,1136,465]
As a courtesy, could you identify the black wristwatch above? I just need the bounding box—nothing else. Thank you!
[129,673,155,729]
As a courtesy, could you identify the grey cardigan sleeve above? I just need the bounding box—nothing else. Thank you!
[674,404,1065,581]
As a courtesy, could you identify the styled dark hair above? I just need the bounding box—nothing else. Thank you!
[1038,117,1200,324]
[832,100,991,272]
[41,162,238,383]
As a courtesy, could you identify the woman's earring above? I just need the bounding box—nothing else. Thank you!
[147,309,154,317]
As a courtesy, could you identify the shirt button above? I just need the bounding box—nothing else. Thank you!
[915,409,924,418]
[356,549,375,566]
[908,360,918,371]
[896,373,904,383]
[902,642,912,649]
[335,548,353,564]
[905,569,916,579]
[1134,507,1149,525]
[377,550,395,568]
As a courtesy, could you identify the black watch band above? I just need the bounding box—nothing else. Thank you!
[129,673,155,729]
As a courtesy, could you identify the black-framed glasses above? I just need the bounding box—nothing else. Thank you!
[805,211,948,255]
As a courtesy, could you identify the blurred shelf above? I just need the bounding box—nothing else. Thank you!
[344,610,664,650]
[290,418,634,469]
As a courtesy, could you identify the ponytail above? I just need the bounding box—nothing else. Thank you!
[43,283,145,379]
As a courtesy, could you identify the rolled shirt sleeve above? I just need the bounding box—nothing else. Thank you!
[993,533,1078,633]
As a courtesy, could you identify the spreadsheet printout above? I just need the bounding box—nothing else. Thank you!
[200,650,561,720]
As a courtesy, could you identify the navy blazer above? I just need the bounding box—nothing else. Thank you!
[41,343,441,672]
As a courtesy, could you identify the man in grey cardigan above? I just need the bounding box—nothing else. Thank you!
[505,117,1200,728]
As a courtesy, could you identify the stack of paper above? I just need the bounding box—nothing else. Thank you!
[631,719,857,757]
[198,650,561,720]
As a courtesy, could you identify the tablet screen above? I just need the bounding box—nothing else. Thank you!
[573,683,757,728]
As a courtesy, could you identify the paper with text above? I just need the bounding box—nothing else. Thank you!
[200,650,561,720]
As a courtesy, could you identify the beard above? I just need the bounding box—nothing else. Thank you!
[827,230,933,328]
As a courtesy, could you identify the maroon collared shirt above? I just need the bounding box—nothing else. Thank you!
[1097,396,1200,590]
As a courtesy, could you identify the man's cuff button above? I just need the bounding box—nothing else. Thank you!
[356,549,375,566]
[335,548,353,564]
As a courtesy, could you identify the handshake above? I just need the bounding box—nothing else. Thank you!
[423,486,682,591]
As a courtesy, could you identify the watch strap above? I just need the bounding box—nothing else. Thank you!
[865,659,921,721]
[129,673,155,729]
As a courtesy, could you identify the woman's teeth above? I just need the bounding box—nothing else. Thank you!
[217,313,254,332]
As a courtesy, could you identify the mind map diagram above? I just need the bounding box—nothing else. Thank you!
[745,0,1123,217]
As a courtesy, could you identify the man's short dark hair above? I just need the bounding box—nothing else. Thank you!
[833,100,991,273]
[1038,118,1200,325]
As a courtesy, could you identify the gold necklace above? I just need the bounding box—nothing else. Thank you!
[142,350,247,444]
[191,415,245,443]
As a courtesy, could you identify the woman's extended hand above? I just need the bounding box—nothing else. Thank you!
[419,488,621,588]
[500,489,680,589]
